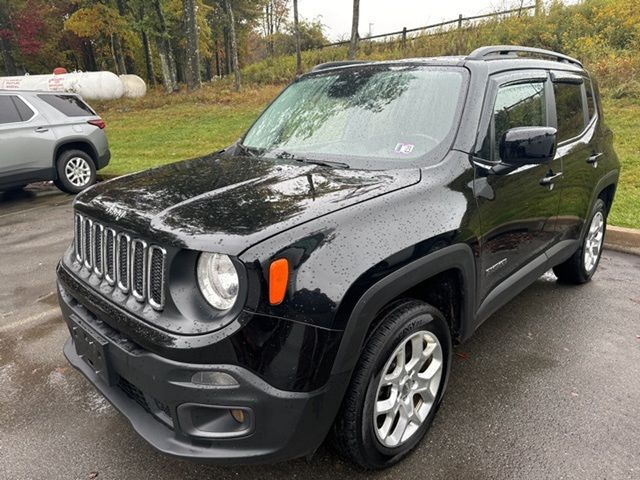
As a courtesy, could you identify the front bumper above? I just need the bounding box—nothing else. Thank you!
[59,283,348,464]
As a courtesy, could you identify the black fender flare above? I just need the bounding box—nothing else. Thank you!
[330,243,476,378]
[580,168,619,239]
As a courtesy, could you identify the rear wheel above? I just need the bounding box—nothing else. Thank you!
[553,198,607,284]
[54,149,96,194]
[332,300,451,469]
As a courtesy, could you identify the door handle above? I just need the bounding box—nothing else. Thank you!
[540,171,563,190]
[587,152,603,167]
[35,127,49,133]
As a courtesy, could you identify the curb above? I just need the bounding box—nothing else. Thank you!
[605,225,640,256]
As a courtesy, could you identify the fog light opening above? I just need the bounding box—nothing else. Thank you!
[191,371,239,387]
[230,408,246,424]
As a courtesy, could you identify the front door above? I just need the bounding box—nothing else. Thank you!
[473,71,563,301]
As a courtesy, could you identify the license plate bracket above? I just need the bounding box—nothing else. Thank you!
[69,315,115,386]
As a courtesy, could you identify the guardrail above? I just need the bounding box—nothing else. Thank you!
[318,4,537,50]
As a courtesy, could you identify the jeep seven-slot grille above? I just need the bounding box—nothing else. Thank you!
[74,213,166,310]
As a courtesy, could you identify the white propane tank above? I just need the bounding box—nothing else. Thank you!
[0,71,126,100]
[119,74,147,98]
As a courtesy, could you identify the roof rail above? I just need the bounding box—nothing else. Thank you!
[467,45,583,67]
[310,61,368,72]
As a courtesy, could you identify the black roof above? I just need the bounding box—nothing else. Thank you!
[309,45,586,75]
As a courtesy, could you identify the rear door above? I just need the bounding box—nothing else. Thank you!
[0,94,56,179]
[473,70,563,300]
[550,72,598,242]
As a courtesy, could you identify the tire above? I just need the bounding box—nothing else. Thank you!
[553,198,607,284]
[54,149,97,194]
[332,300,452,469]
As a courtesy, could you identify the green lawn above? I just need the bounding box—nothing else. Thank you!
[602,98,640,229]
[95,84,639,229]
[97,84,282,176]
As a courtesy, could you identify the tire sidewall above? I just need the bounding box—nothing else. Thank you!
[358,306,452,467]
[580,198,607,281]
[56,150,97,194]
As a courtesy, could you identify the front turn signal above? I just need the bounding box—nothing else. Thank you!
[269,258,289,305]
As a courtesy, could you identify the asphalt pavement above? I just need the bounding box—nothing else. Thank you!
[1,184,639,480]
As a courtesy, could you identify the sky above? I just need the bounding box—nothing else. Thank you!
[295,0,580,41]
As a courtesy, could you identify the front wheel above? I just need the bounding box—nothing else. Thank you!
[332,300,452,469]
[553,198,607,284]
[54,150,97,194]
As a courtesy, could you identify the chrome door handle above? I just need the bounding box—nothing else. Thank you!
[587,152,603,167]
[35,127,49,133]
[540,171,563,190]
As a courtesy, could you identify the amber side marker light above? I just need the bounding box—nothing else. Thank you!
[269,258,289,305]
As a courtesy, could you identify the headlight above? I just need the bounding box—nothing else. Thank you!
[196,253,239,310]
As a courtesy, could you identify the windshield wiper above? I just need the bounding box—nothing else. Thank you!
[274,150,350,169]
[236,143,261,157]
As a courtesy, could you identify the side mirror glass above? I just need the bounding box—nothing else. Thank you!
[499,126,557,167]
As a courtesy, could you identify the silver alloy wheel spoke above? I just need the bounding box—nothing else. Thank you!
[65,157,91,187]
[583,211,604,272]
[374,330,443,448]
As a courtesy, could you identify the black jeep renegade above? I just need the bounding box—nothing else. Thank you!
[57,46,619,469]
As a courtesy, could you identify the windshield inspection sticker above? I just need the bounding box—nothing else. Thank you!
[394,143,415,154]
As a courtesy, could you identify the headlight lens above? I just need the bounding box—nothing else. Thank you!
[196,253,239,310]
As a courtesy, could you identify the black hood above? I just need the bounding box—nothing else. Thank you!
[75,154,421,254]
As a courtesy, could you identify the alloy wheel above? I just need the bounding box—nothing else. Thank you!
[583,211,604,273]
[373,330,443,448]
[65,157,92,187]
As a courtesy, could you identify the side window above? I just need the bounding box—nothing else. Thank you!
[12,97,34,121]
[585,78,596,120]
[0,96,23,124]
[37,94,95,117]
[478,81,546,161]
[554,82,585,142]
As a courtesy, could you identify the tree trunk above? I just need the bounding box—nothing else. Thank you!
[183,0,201,90]
[293,0,302,75]
[141,30,156,86]
[114,0,135,73]
[81,40,97,71]
[0,35,17,76]
[224,0,240,91]
[112,34,127,74]
[153,0,179,92]
[348,0,360,60]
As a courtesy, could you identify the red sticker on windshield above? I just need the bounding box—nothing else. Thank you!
[395,143,414,154]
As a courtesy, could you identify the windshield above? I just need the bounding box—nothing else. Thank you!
[241,65,467,168]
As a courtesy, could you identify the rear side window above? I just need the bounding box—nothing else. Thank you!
[37,94,95,117]
[13,96,34,121]
[554,82,585,142]
[0,96,24,124]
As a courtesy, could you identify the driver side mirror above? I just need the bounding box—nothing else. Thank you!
[499,126,557,167]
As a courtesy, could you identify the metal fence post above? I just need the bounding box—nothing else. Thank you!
[402,27,407,50]
[458,14,463,29]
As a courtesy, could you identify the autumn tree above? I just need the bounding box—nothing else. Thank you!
[152,0,179,92]
[292,0,301,74]
[224,0,241,91]
[183,0,202,89]
[262,0,289,56]
[348,0,360,60]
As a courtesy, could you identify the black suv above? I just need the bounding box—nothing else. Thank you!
[57,46,619,469]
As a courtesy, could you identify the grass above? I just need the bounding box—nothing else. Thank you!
[94,83,639,229]
[602,98,640,229]
[96,83,282,176]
